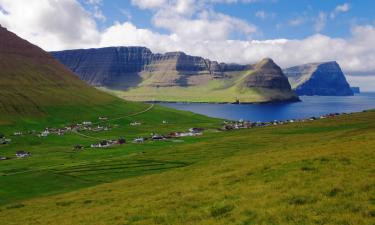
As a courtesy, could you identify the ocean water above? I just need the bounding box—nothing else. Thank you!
[159,93,375,122]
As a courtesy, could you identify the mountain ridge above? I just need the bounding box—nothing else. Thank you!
[52,47,298,103]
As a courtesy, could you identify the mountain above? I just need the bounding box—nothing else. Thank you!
[52,47,298,103]
[0,25,116,116]
[283,61,354,96]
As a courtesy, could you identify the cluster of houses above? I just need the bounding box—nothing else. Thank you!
[0,134,11,145]
[90,138,126,148]
[220,112,349,131]
[80,128,204,149]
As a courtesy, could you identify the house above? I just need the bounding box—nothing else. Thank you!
[13,132,22,136]
[91,140,115,148]
[152,134,165,140]
[38,130,50,137]
[0,138,11,145]
[132,137,144,143]
[130,122,141,126]
[16,151,31,158]
[82,121,92,126]
[189,128,204,134]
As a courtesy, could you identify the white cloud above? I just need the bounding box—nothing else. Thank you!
[314,12,327,32]
[0,0,100,50]
[288,17,304,26]
[331,3,350,19]
[131,0,166,9]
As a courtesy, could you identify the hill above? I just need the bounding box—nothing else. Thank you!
[52,47,299,103]
[0,110,374,225]
[0,25,120,119]
[283,61,354,96]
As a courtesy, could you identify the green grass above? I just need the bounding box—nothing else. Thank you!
[0,107,374,224]
[101,71,297,103]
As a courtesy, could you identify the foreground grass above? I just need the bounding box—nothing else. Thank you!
[0,110,374,224]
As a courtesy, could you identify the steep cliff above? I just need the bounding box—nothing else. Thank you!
[52,47,298,103]
[283,61,354,96]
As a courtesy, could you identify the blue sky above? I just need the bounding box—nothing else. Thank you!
[80,0,374,40]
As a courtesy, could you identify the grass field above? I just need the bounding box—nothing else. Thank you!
[0,105,374,224]
[101,70,297,103]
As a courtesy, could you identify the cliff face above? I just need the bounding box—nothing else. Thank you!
[284,61,354,96]
[51,47,250,88]
[52,47,298,103]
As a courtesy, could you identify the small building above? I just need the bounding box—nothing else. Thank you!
[189,128,204,134]
[132,137,144,143]
[162,120,168,124]
[99,116,108,120]
[16,151,31,158]
[38,130,50,137]
[91,140,115,148]
[82,121,92,126]
[152,134,165,140]
[0,156,7,160]
[13,132,22,136]
[0,138,11,145]
[130,122,141,126]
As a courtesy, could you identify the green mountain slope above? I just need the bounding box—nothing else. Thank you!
[0,25,115,118]
[0,110,373,224]
[106,58,299,103]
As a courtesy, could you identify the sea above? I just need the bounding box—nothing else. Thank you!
[159,93,375,122]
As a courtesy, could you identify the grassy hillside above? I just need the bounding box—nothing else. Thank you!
[103,73,297,103]
[0,25,115,119]
[0,110,373,225]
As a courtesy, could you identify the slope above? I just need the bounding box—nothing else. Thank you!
[0,110,373,225]
[0,25,115,118]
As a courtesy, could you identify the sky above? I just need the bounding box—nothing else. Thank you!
[0,0,375,91]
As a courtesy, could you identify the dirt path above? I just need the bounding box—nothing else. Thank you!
[74,103,155,140]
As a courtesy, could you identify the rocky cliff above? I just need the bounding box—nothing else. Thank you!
[283,61,354,96]
[52,47,298,103]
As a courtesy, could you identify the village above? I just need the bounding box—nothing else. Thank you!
[0,112,354,161]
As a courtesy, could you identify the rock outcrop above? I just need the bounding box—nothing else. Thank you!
[52,47,298,103]
[283,61,354,96]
